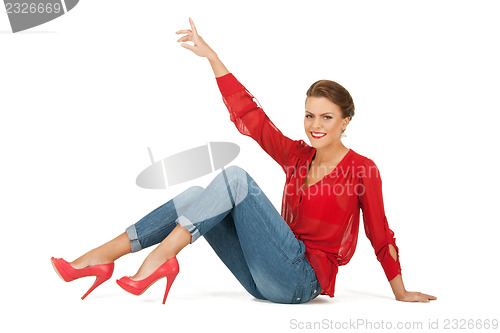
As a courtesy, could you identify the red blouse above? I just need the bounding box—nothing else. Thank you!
[216,72,402,297]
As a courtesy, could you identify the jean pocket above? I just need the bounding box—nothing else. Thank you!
[291,285,305,304]
[309,278,322,300]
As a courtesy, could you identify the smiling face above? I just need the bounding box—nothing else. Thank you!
[304,96,350,150]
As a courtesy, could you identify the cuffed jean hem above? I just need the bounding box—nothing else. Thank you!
[176,215,201,244]
[126,224,142,253]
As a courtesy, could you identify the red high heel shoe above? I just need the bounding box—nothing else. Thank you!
[51,257,114,300]
[116,256,179,304]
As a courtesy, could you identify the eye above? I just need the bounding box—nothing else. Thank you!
[305,115,312,118]
[324,116,332,119]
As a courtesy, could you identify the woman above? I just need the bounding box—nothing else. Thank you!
[51,17,436,304]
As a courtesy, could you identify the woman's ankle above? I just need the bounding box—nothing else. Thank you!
[71,249,114,269]
[130,252,169,281]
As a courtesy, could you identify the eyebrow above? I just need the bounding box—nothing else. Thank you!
[305,111,333,115]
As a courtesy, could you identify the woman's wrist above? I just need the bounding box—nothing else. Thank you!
[207,50,218,61]
[207,52,230,78]
[389,274,407,300]
[395,289,408,301]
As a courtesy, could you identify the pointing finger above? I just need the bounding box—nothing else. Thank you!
[189,17,198,35]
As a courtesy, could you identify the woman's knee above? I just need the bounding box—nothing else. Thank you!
[184,185,204,196]
[224,165,249,180]
[222,166,252,204]
[189,185,205,191]
[173,186,204,207]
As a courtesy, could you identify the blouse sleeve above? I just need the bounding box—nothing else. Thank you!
[216,73,299,173]
[358,157,402,281]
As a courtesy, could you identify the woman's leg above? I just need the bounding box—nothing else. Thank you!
[128,194,266,299]
[129,224,191,280]
[71,232,130,269]
[202,214,266,300]
[132,165,322,303]
[70,186,204,269]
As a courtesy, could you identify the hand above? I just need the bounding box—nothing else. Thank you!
[396,291,437,303]
[176,17,216,58]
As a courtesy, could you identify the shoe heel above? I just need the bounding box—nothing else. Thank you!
[162,273,178,304]
[81,275,109,300]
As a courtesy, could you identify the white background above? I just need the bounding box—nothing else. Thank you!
[1,1,499,332]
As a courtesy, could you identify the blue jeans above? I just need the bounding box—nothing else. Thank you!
[125,165,322,304]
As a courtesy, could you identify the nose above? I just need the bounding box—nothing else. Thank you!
[312,119,323,130]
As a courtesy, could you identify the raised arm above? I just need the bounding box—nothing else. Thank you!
[176,18,301,173]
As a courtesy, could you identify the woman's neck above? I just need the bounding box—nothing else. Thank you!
[312,142,349,166]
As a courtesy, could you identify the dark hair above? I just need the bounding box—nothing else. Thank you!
[306,80,355,126]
